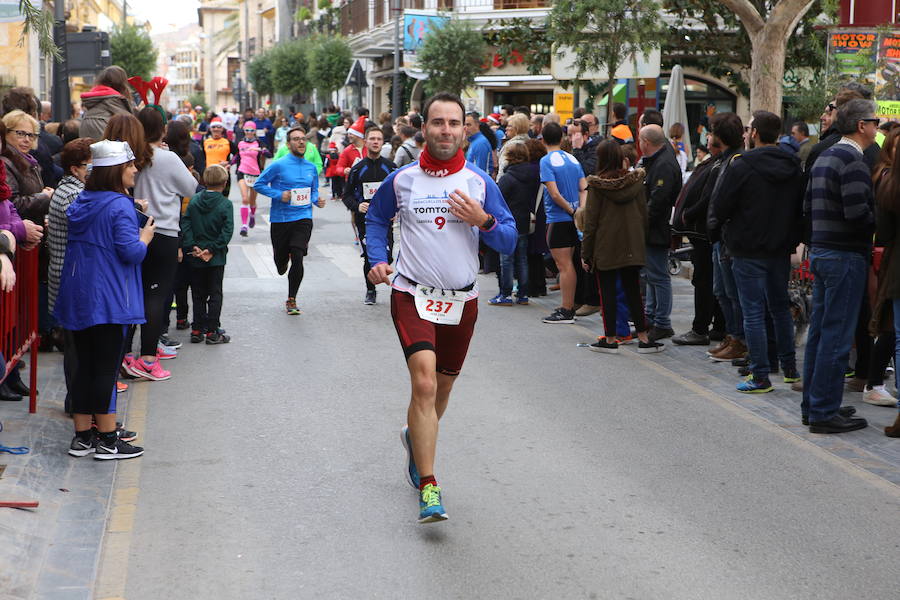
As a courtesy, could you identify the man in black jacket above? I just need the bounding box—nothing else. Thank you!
[344,125,396,305]
[712,111,803,394]
[638,124,682,341]
[671,136,724,345]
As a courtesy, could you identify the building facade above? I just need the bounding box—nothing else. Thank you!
[198,0,241,112]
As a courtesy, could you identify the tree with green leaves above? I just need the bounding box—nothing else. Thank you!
[717,0,817,114]
[269,40,312,97]
[416,19,487,97]
[248,50,275,97]
[308,36,353,102]
[547,0,666,123]
[17,0,59,59]
[109,23,158,81]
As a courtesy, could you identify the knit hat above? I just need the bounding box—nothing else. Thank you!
[242,121,257,130]
[91,140,135,167]
[348,116,367,139]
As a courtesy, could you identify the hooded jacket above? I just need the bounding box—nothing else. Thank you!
[497,161,540,235]
[54,190,147,330]
[180,190,234,268]
[673,155,717,238]
[712,145,803,258]
[581,169,648,271]
[79,86,134,140]
[640,144,682,247]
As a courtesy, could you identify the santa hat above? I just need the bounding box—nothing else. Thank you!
[348,116,367,139]
[479,117,489,124]
[209,117,224,128]
[487,113,501,125]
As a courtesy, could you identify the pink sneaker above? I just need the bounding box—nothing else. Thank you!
[130,358,171,381]
[121,354,139,379]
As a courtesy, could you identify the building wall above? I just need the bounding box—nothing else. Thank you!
[199,2,240,111]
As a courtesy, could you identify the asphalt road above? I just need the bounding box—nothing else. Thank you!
[103,185,900,600]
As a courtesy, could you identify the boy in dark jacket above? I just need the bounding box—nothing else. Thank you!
[181,165,234,344]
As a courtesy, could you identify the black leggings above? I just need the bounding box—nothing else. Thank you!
[70,324,124,415]
[126,233,179,356]
[868,332,896,387]
[288,251,304,298]
[597,266,647,338]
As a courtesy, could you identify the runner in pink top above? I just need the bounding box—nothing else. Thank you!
[234,122,271,236]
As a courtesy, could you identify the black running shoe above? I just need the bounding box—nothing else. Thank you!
[190,329,205,343]
[68,434,96,457]
[589,338,619,353]
[637,340,665,354]
[364,290,376,305]
[158,334,182,349]
[94,438,144,460]
[205,331,231,344]
[542,308,576,324]
[176,319,189,330]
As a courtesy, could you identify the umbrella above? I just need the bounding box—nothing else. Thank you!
[662,64,691,163]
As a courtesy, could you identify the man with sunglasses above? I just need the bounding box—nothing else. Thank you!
[806,87,880,173]
[253,126,326,315]
[801,98,878,434]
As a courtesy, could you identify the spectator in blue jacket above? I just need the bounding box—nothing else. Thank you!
[55,140,156,460]
[465,112,497,176]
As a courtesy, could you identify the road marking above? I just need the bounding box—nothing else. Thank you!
[318,242,362,278]
[242,244,280,279]
[94,382,149,599]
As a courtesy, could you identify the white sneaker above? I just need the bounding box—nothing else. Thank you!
[863,385,897,407]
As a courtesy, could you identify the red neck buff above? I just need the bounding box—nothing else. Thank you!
[419,146,465,177]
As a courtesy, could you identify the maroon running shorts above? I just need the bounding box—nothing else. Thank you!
[390,289,478,376]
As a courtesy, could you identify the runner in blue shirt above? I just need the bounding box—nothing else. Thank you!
[539,121,587,324]
[253,126,325,315]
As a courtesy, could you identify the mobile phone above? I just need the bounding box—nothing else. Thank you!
[136,209,150,228]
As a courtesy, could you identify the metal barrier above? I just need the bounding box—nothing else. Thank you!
[0,247,39,413]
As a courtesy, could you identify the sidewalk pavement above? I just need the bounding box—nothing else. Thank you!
[0,352,120,600]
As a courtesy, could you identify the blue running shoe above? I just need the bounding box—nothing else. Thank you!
[488,294,513,306]
[418,484,448,523]
[400,425,419,489]
[736,374,773,394]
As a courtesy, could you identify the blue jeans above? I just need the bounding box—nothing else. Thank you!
[731,256,796,381]
[712,242,744,339]
[499,234,529,298]
[802,248,867,422]
[643,246,672,329]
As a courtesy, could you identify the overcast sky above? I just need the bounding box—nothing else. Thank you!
[132,0,199,34]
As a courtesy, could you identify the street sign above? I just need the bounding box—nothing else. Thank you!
[550,46,661,81]
[66,31,111,75]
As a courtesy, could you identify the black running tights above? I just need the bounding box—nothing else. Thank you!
[126,233,179,356]
[288,248,305,299]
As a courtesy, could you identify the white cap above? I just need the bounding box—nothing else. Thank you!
[90,140,135,167]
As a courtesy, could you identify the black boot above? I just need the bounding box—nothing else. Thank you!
[0,382,23,401]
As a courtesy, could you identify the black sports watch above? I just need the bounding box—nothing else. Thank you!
[479,214,496,231]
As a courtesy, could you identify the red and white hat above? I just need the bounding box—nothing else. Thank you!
[487,113,501,125]
[209,117,224,128]
[348,116,367,139]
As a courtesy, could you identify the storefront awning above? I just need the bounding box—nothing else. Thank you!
[597,83,627,106]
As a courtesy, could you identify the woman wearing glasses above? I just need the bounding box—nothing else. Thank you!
[1,110,54,222]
